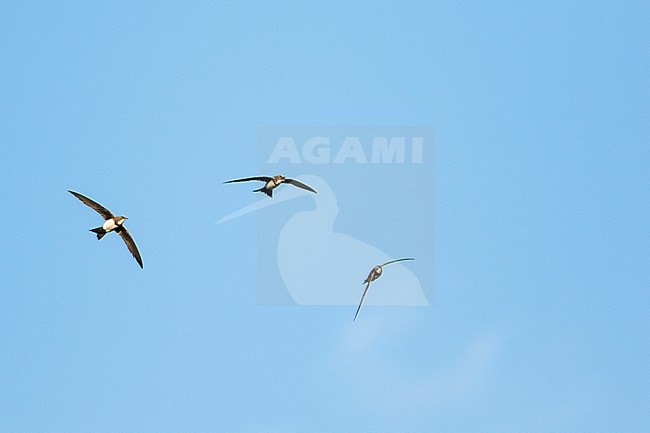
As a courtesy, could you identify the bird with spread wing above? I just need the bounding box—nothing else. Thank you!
[354,258,415,321]
[224,175,317,198]
[69,190,143,268]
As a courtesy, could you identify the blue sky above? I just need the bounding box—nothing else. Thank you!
[1,1,648,432]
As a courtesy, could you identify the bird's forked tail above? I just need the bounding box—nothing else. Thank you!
[253,187,273,198]
[90,227,106,240]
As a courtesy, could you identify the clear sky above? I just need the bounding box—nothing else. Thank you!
[1,1,648,432]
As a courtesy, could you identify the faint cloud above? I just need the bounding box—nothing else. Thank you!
[446,331,502,395]
[328,318,503,416]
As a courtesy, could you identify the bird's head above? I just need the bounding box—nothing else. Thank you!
[116,216,127,225]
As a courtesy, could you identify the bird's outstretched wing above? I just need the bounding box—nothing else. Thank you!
[69,190,114,220]
[354,281,371,321]
[285,178,317,194]
[380,257,415,267]
[116,226,143,268]
[224,176,272,184]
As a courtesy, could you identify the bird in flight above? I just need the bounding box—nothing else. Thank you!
[69,190,143,268]
[354,258,415,321]
[224,175,317,198]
